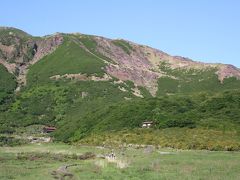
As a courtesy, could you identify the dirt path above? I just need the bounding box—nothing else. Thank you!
[51,164,79,180]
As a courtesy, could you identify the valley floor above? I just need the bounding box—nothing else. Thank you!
[0,143,240,179]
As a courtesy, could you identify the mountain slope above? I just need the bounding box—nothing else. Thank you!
[0,27,240,149]
[1,27,240,96]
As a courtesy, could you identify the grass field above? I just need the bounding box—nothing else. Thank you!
[0,143,240,179]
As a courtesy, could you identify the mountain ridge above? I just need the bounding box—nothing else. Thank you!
[0,27,239,96]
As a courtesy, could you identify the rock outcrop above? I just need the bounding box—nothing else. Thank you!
[0,27,63,90]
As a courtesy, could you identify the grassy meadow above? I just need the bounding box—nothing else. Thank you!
[0,143,240,180]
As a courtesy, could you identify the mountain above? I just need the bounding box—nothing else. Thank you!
[1,27,240,95]
[0,27,240,149]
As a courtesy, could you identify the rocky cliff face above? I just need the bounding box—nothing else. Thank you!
[89,36,240,96]
[0,27,63,90]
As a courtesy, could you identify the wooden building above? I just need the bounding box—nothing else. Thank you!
[142,121,154,128]
[43,126,56,133]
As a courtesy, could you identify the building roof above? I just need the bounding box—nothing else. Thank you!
[142,121,154,124]
[43,127,56,131]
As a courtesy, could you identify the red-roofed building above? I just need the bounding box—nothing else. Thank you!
[43,126,56,133]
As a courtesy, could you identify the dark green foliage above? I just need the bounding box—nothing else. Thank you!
[0,79,136,139]
[157,77,179,94]
[52,90,240,142]
[0,125,15,134]
[0,136,27,146]
[157,119,196,128]
[138,86,153,98]
[5,85,72,127]
[52,80,137,142]
[0,65,16,92]
[0,64,16,103]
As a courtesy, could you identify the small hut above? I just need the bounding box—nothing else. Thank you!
[142,121,154,128]
[43,126,56,133]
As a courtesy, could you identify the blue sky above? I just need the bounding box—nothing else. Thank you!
[1,0,240,67]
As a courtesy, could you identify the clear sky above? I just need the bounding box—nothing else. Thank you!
[1,0,240,67]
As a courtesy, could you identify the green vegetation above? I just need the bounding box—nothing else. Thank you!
[81,128,240,151]
[52,90,240,147]
[0,64,16,93]
[77,34,97,50]
[1,28,240,179]
[0,78,136,136]
[0,64,16,103]
[112,39,133,54]
[157,63,240,95]
[0,143,240,179]
[73,34,117,64]
[27,36,106,86]
[2,66,240,150]
[0,135,27,147]
[1,31,240,151]
[0,27,31,41]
